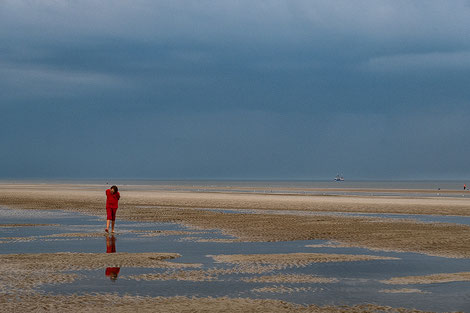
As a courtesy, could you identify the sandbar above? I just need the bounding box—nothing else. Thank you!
[0,252,199,271]
[381,272,470,285]
[209,253,398,267]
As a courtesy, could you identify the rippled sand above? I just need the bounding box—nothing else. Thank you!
[1,183,470,312]
[0,252,198,271]
[209,253,399,267]
[0,251,201,294]
[0,294,436,313]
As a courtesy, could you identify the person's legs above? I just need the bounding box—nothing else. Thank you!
[106,207,113,232]
[111,208,117,233]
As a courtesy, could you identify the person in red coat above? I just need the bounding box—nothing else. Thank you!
[105,185,120,233]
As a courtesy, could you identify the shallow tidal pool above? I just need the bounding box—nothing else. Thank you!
[1,207,470,312]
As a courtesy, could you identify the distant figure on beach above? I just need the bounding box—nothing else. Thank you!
[105,235,120,281]
[105,185,120,233]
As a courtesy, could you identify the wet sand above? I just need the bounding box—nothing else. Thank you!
[1,183,470,258]
[133,207,470,258]
[2,183,470,312]
[0,252,199,271]
[241,274,338,283]
[0,271,80,294]
[381,272,470,285]
[0,294,436,313]
[209,253,399,266]
[0,251,200,294]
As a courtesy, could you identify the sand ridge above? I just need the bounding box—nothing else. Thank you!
[209,253,399,267]
[381,272,470,285]
[0,252,200,271]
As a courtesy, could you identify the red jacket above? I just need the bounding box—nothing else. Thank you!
[106,189,120,209]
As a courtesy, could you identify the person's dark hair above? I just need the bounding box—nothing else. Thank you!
[111,185,118,192]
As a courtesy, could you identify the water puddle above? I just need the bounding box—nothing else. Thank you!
[1,207,470,312]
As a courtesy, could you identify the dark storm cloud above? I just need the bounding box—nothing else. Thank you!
[1,1,470,179]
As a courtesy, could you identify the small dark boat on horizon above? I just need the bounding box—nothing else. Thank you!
[334,174,344,182]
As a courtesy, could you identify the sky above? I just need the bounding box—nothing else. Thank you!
[1,1,470,180]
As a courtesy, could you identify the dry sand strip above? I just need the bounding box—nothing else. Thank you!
[381,272,470,285]
[209,253,399,268]
[0,294,437,313]
[1,183,470,216]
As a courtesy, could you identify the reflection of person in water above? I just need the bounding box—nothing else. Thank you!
[105,235,120,281]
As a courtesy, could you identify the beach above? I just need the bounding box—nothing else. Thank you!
[1,182,470,312]
[2,183,470,257]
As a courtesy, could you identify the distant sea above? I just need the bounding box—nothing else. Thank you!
[2,179,467,191]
